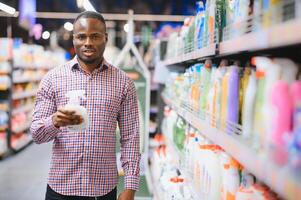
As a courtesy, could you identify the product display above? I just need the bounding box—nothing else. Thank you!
[150,1,301,199]
[0,0,300,199]
[0,39,66,156]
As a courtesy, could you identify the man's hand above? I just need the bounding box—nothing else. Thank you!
[52,108,83,128]
[118,189,135,200]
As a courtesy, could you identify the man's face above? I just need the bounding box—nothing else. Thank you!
[73,18,107,64]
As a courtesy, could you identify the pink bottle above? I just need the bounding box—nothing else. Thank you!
[289,81,301,170]
[269,80,293,165]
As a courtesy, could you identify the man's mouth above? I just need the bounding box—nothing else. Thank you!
[83,49,96,56]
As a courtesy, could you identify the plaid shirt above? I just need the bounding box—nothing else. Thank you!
[30,57,140,196]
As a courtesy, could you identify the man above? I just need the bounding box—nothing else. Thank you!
[30,11,140,200]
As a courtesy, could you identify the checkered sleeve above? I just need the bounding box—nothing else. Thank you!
[118,79,141,191]
[30,71,60,144]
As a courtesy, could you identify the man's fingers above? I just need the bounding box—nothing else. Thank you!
[58,108,76,115]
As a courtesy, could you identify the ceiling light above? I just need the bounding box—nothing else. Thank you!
[83,0,96,11]
[0,2,16,15]
[42,31,50,40]
[124,23,129,33]
[64,22,73,31]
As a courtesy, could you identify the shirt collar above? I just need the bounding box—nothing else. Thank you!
[70,55,108,73]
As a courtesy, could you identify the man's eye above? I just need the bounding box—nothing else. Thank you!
[78,35,86,40]
[91,35,100,40]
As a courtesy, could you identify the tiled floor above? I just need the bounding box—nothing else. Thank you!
[0,143,52,200]
[0,142,152,200]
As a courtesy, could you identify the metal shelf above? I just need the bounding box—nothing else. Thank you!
[12,104,35,115]
[11,134,32,152]
[162,94,301,200]
[163,44,216,66]
[12,120,31,133]
[12,90,38,100]
[219,18,301,55]
[13,77,42,84]
[14,65,54,70]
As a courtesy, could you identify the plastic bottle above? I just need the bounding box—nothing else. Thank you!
[289,81,301,172]
[273,58,298,85]
[191,64,203,111]
[195,1,206,49]
[242,70,257,139]
[194,144,223,200]
[206,66,217,126]
[226,66,240,134]
[200,60,212,111]
[236,170,256,200]
[268,80,292,165]
[221,67,230,131]
[214,65,227,128]
[221,152,241,200]
[252,57,272,149]
[64,90,89,132]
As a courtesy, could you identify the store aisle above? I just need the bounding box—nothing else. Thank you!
[0,143,52,200]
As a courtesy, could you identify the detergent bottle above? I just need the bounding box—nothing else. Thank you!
[226,66,240,134]
[242,69,257,139]
[289,81,301,172]
[268,81,292,165]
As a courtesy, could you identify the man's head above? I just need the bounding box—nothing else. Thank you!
[73,11,108,65]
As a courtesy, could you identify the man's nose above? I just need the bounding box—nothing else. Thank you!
[84,36,92,46]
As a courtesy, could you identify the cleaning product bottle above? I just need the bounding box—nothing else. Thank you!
[64,90,89,132]
[226,66,240,134]
[221,67,230,131]
[252,57,272,149]
[191,64,203,111]
[199,144,223,200]
[195,1,206,49]
[221,152,241,200]
[200,60,212,111]
[289,81,301,172]
[268,80,292,165]
[273,58,298,85]
[239,67,252,125]
[206,66,217,126]
[242,69,257,139]
[236,169,256,200]
[215,64,228,128]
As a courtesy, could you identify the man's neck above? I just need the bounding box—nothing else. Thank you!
[77,58,103,74]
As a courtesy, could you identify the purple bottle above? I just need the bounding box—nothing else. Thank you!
[227,66,240,134]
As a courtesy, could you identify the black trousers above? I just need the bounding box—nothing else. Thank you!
[45,185,117,200]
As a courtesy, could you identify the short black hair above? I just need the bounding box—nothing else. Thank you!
[73,11,106,27]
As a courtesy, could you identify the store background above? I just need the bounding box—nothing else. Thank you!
[0,0,301,200]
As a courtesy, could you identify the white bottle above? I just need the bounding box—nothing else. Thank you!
[64,90,89,132]
[242,70,257,139]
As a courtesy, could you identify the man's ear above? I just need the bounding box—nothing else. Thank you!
[105,33,108,43]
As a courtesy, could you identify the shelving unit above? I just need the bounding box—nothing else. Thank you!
[0,40,66,158]
[12,104,35,115]
[12,89,38,100]
[13,77,43,84]
[163,44,216,66]
[162,94,301,200]
[219,18,301,55]
[154,1,301,199]
[163,15,301,67]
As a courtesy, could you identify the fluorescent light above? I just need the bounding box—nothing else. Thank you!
[64,22,73,31]
[42,31,50,40]
[76,0,84,8]
[83,0,96,11]
[124,23,129,33]
[0,2,16,15]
